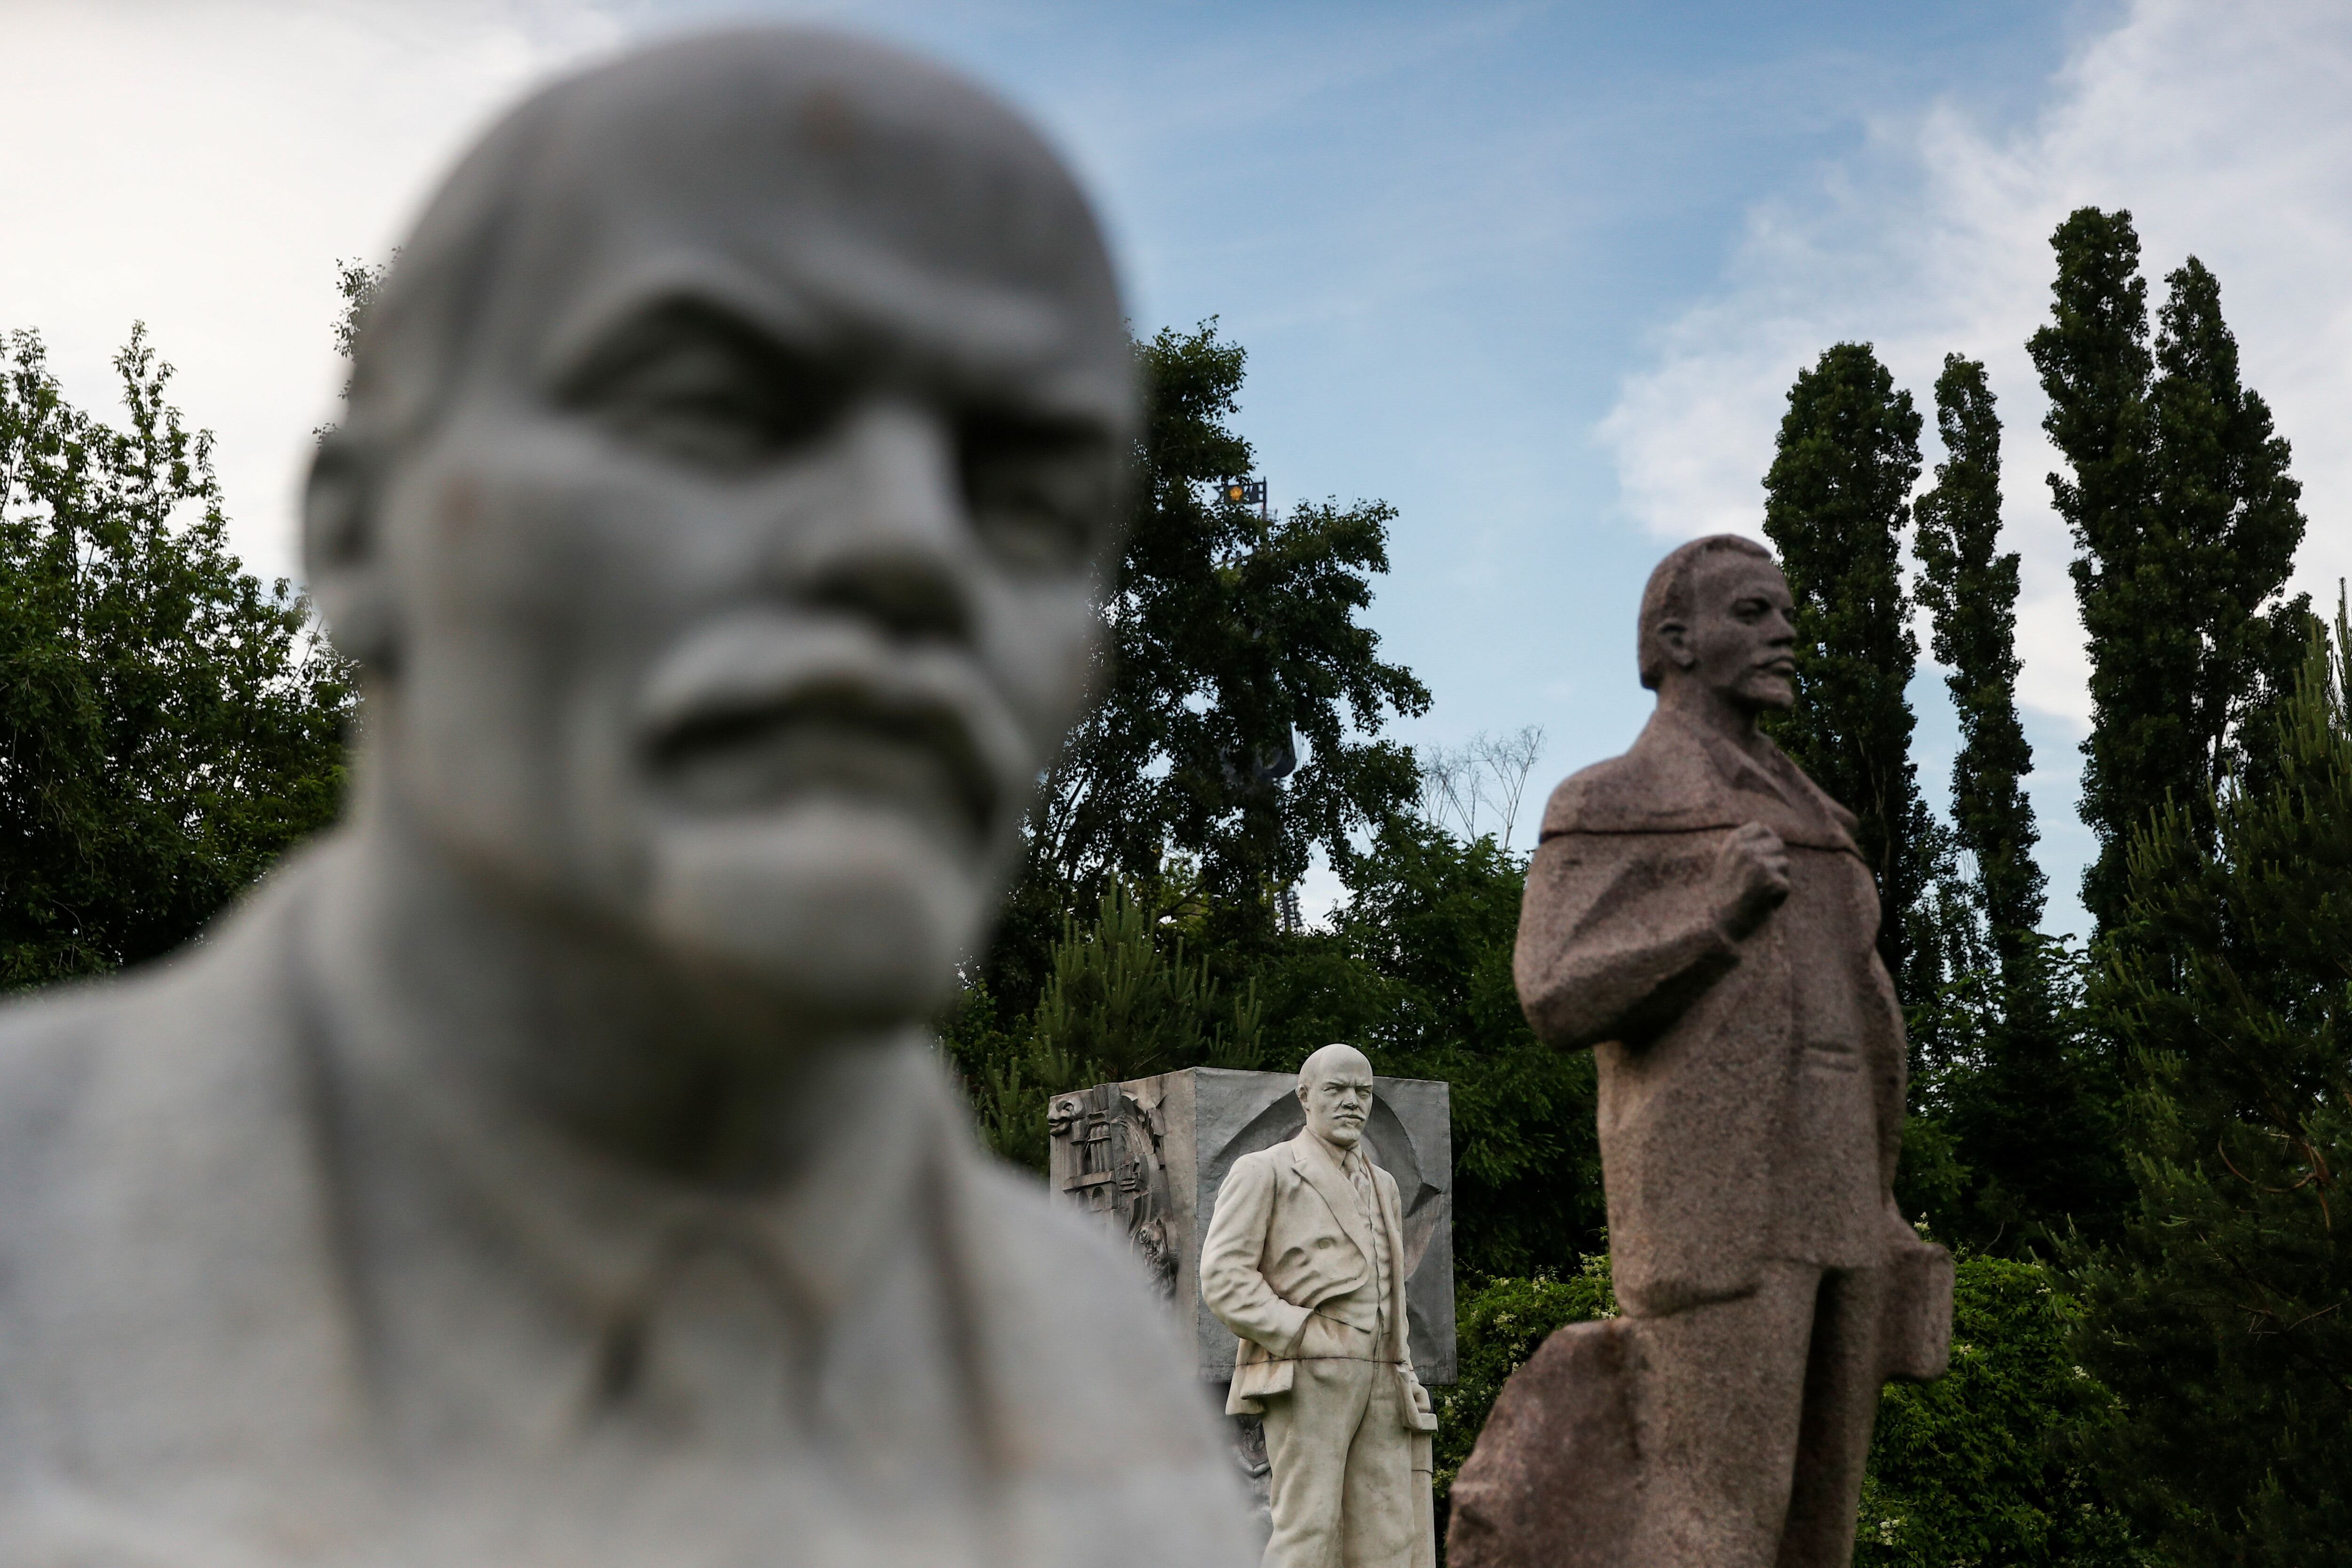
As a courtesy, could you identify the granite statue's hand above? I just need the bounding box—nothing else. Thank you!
[1712,821,1790,939]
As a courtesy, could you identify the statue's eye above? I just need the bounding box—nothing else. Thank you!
[563,302,847,471]
[959,415,1112,575]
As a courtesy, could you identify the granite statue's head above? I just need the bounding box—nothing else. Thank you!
[1637,534,1796,713]
[304,30,1130,1027]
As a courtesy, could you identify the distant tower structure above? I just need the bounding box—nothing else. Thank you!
[1220,475,1300,935]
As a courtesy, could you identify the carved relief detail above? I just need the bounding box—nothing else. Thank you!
[1049,1085,1177,1302]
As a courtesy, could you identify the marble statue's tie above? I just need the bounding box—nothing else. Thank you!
[1349,1151,1391,1343]
[603,1222,804,1451]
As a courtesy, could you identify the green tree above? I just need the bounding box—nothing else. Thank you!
[994,322,1429,1009]
[1913,354,2045,976]
[1911,355,2123,1248]
[2145,256,2311,795]
[1854,1254,2139,1568]
[2028,208,2310,933]
[0,327,354,987]
[954,880,1264,1170]
[1760,342,1945,1003]
[2065,614,2352,1566]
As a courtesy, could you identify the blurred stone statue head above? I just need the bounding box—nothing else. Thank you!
[305,31,1131,1029]
[0,32,1261,1567]
[1297,1042,1375,1151]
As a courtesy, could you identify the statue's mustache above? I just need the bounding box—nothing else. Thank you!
[636,613,1031,841]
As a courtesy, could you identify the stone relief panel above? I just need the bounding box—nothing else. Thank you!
[1047,1082,1180,1304]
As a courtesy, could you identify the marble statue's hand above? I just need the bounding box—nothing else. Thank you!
[1711,821,1791,939]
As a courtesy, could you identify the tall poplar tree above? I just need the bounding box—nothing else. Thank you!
[1913,355,2044,971]
[2145,257,2311,795]
[1912,354,2125,1244]
[2026,207,2149,934]
[1761,342,1943,997]
[2028,209,2309,932]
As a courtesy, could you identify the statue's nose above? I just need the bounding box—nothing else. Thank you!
[784,401,975,645]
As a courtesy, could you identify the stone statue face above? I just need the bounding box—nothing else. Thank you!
[1298,1048,1375,1151]
[318,40,1130,1028]
[1667,552,1797,716]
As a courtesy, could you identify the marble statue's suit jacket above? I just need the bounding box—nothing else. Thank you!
[1513,709,1911,1313]
[1199,1130,1432,1426]
[0,844,1247,1567]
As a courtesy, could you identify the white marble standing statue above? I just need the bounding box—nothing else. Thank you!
[0,27,1254,1568]
[1201,1045,1441,1568]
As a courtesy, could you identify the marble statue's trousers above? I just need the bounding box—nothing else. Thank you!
[1628,1260,1890,1568]
[1257,1317,1416,1568]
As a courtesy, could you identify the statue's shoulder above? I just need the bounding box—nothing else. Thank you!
[1538,716,1728,839]
[1221,1141,1293,1185]
[0,858,313,1219]
[0,917,264,1113]
[0,974,127,1150]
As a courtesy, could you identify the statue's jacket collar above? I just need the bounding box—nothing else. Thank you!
[1539,706,1863,857]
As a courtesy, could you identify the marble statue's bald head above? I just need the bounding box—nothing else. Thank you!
[306,30,1131,1025]
[1298,1043,1375,1152]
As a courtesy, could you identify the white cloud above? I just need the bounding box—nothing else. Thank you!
[0,0,628,585]
[1599,0,2352,733]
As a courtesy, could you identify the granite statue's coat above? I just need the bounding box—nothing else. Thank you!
[1449,706,1951,1568]
[1515,707,1911,1311]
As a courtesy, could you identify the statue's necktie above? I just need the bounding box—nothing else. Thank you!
[600,1221,807,1451]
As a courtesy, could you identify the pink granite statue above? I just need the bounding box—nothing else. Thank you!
[1449,535,1952,1568]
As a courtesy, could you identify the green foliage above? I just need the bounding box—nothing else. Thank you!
[1911,354,2125,1250]
[1287,820,1602,1278]
[2145,257,2312,801]
[2029,208,2310,934]
[1760,341,1947,1010]
[1434,1258,1618,1500]
[0,326,354,987]
[2064,615,2352,1567]
[330,256,389,360]
[1913,354,2044,962]
[1856,1254,2141,1568]
[955,881,1264,1170]
[997,321,1429,1010]
[956,817,1603,1279]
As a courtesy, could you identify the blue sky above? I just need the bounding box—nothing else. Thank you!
[767,0,2102,918]
[7,0,2350,935]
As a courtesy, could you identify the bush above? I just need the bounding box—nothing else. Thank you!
[1439,1254,2139,1567]
[1857,1254,2139,1567]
